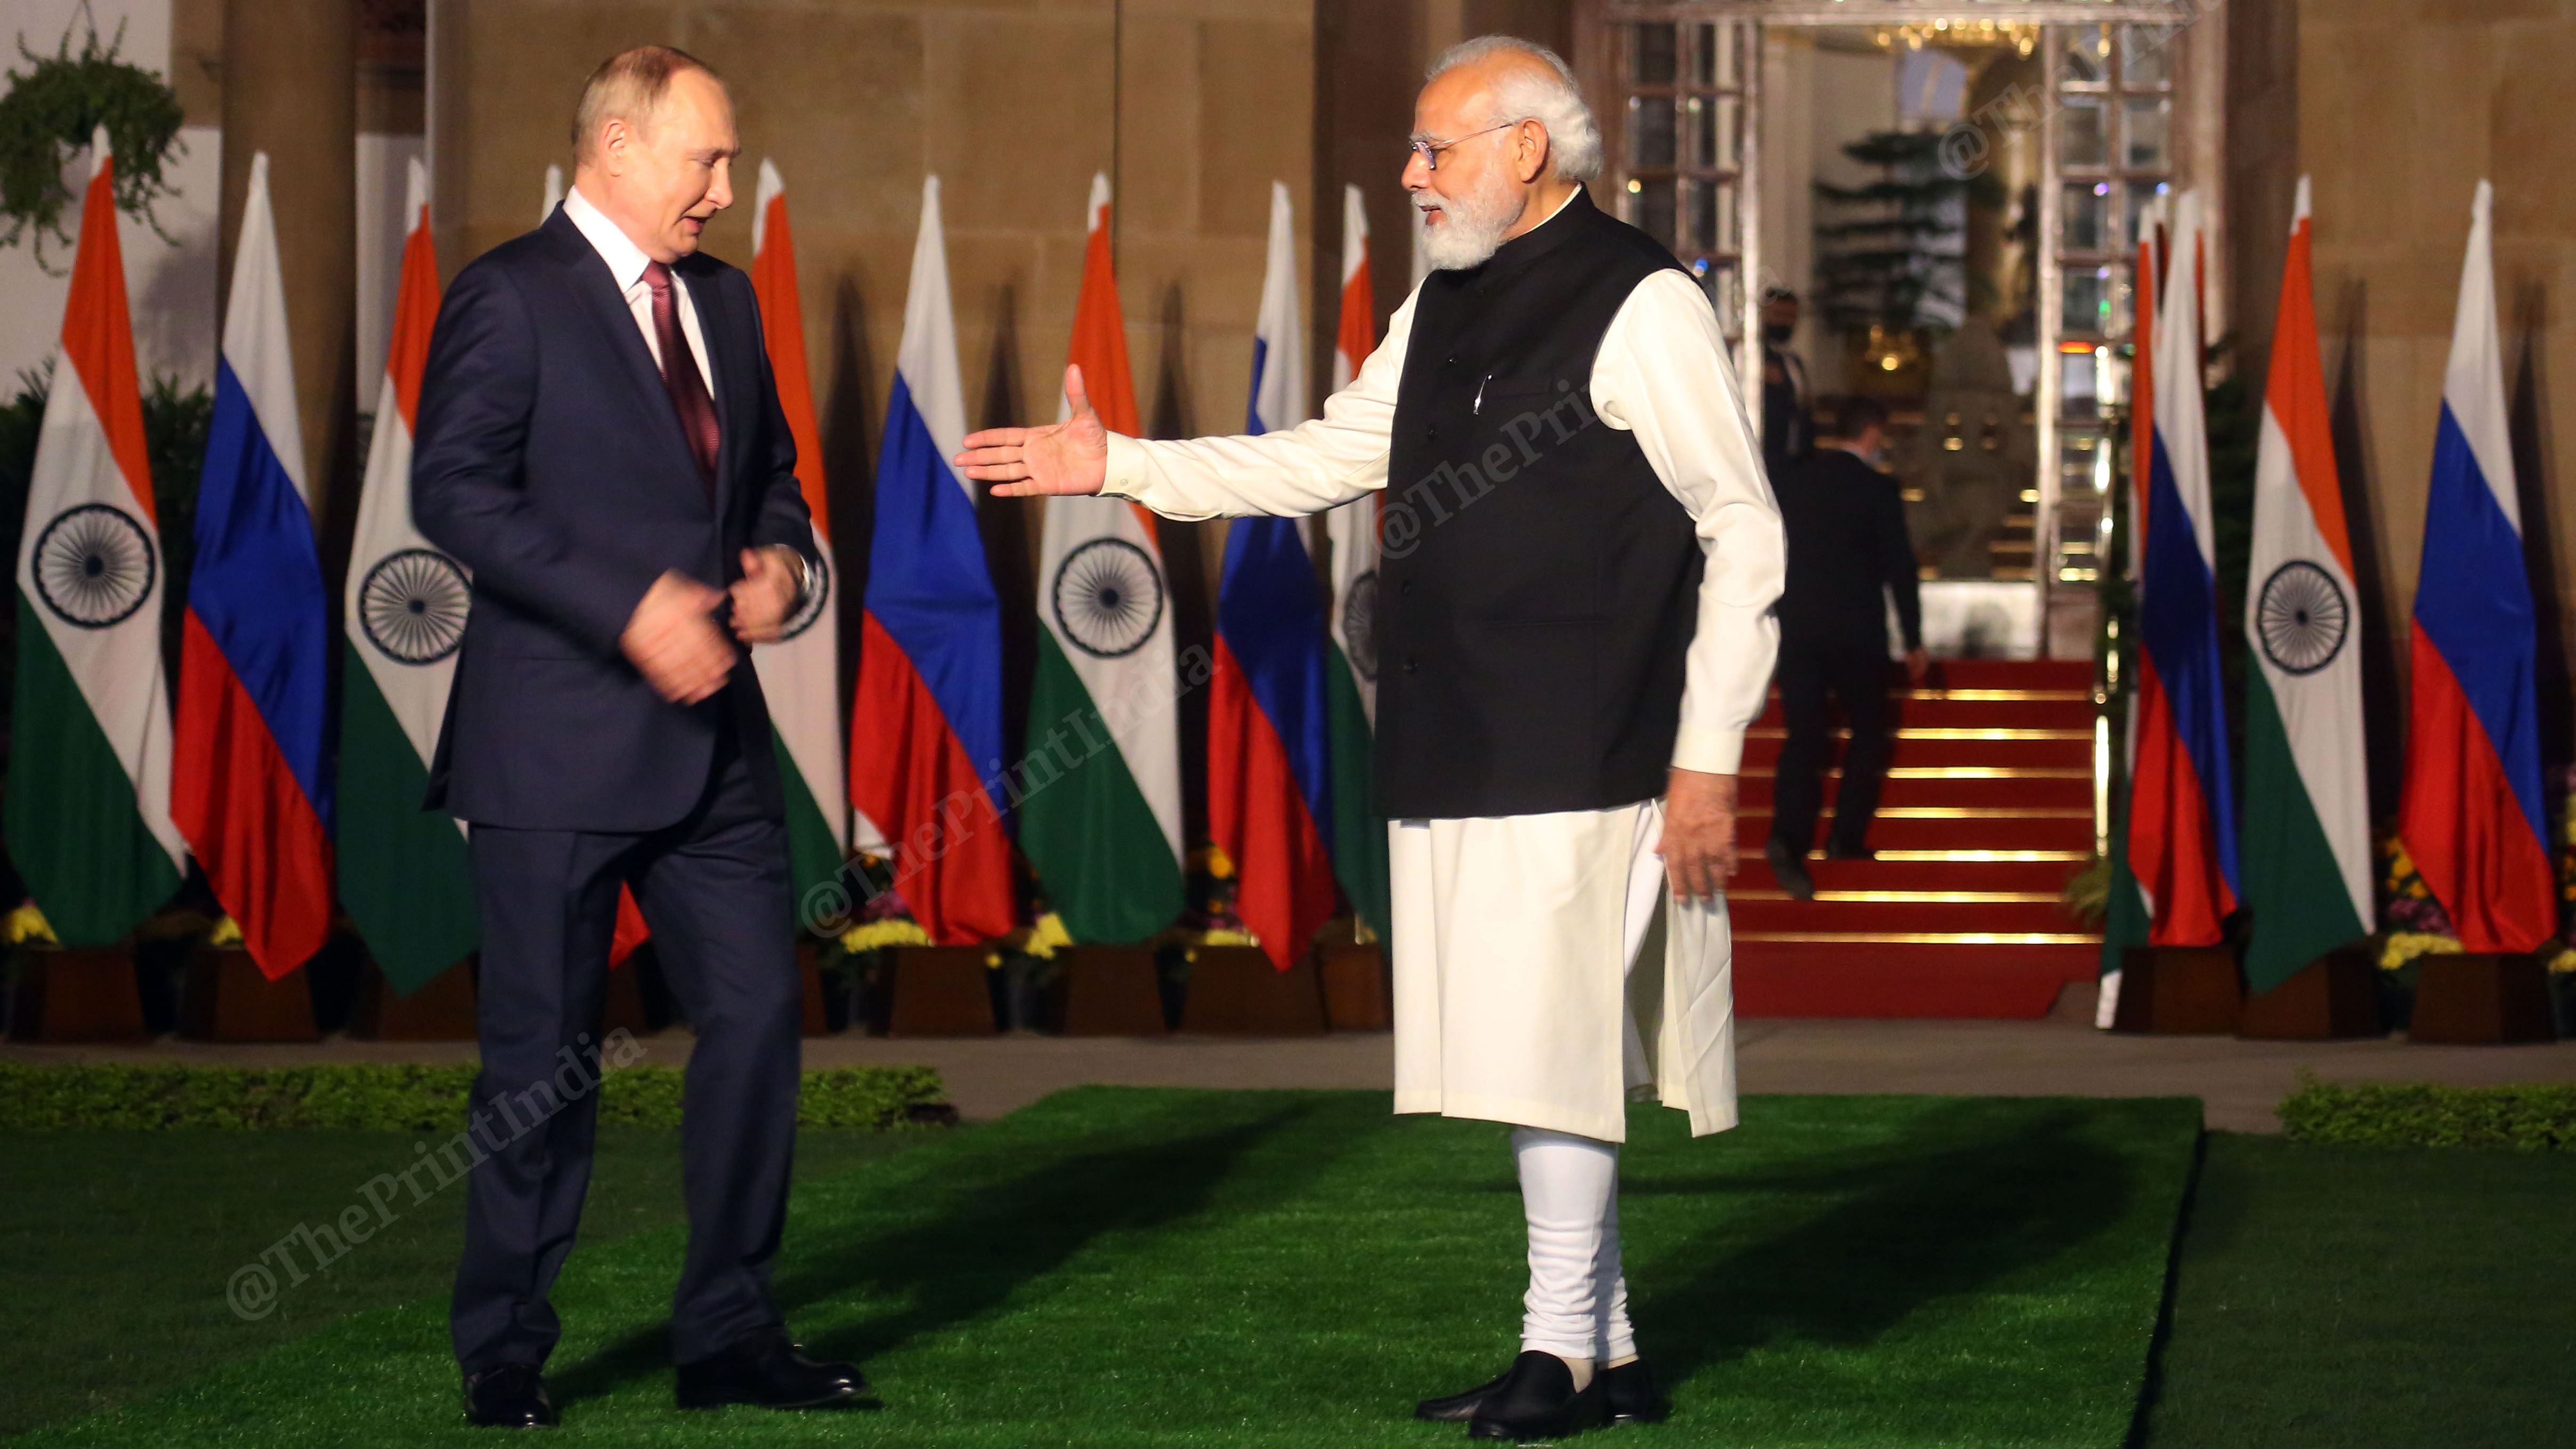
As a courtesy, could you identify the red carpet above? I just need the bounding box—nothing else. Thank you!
[1733,659,2102,1018]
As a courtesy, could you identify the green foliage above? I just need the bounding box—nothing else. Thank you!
[0,14,186,270]
[1812,129,2006,337]
[2060,851,2112,925]
[0,362,48,590]
[0,1062,949,1132]
[2278,1075,2576,1152]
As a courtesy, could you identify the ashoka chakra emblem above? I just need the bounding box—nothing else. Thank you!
[780,549,831,641]
[33,504,156,629]
[1340,569,1379,682]
[360,548,471,664]
[1051,537,1164,659]
[2256,560,2348,677]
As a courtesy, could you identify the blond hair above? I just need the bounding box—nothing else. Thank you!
[571,46,721,166]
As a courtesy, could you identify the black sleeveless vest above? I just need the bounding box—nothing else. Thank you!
[1374,188,1703,819]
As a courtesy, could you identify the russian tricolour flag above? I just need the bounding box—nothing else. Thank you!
[2126,190,2238,947]
[849,176,1014,944]
[1211,182,1336,970]
[2399,181,2554,953]
[174,152,335,978]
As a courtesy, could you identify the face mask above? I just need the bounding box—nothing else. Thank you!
[1763,322,1794,345]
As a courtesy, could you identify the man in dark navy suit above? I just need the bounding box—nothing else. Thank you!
[411,46,858,1428]
[1764,395,1927,901]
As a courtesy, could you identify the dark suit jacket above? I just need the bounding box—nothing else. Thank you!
[1775,447,1923,653]
[412,208,820,832]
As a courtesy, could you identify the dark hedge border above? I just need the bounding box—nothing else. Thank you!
[2279,1076,2576,1152]
[0,1063,949,1132]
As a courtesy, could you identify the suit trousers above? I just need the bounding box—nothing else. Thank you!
[1768,636,1897,857]
[450,720,803,1373]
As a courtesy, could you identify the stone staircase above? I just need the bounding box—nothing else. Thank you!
[1731,659,2101,1018]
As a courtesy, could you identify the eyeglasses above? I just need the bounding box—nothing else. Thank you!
[1407,122,1518,172]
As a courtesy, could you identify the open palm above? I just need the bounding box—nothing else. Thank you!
[955,365,1112,498]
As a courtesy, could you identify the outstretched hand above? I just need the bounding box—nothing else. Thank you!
[955,365,1112,498]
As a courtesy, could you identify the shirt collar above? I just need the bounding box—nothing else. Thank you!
[564,183,653,295]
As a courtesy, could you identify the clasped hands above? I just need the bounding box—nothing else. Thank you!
[620,547,802,705]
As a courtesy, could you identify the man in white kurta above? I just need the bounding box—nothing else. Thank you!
[961,37,1780,1441]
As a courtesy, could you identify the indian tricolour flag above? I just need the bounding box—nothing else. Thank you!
[750,160,855,901]
[6,129,185,945]
[340,158,477,992]
[340,164,481,985]
[1322,182,1389,938]
[2240,176,2369,993]
[1019,173,1185,944]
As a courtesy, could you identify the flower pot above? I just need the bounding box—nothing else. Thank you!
[2236,948,2382,1040]
[346,957,479,1041]
[6,947,149,1042]
[1180,946,1328,1036]
[882,946,997,1037]
[2407,953,2554,1045]
[2109,946,2241,1035]
[1317,943,1392,1032]
[1052,946,1169,1036]
[180,947,319,1042]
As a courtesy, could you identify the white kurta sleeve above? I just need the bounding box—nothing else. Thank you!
[1590,269,1785,776]
[1098,290,1416,520]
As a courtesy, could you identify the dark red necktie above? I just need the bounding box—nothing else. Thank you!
[642,261,719,495]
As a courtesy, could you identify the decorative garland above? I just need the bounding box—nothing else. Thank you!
[0,12,185,271]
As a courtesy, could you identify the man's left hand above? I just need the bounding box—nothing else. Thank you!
[730,546,804,644]
[1659,767,1740,903]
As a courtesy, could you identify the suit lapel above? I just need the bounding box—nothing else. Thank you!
[547,214,708,509]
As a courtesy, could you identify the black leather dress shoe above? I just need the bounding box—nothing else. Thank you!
[1822,841,1875,862]
[675,1334,869,1410]
[1418,1356,1667,1428]
[1766,837,1817,901]
[1466,1350,1609,1442]
[463,1363,558,1428]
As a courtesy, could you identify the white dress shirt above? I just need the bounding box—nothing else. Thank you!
[1100,260,1785,777]
[564,184,715,388]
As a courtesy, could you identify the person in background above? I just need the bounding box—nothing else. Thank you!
[1765,393,1926,901]
[1760,285,1812,481]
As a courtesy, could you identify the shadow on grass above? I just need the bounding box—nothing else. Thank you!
[1634,1103,2138,1387]
[548,1098,1310,1406]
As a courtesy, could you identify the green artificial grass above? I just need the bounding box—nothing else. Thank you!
[4,1089,2199,1448]
[0,1129,923,1439]
[2276,1076,2576,1151]
[0,1062,949,1131]
[2141,1133,2576,1449]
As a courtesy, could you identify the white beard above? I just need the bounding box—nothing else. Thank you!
[1416,168,1520,270]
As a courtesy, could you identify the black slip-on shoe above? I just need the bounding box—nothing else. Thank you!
[1601,1358,1670,1425]
[1822,841,1875,862]
[1416,1364,1516,1422]
[1424,1357,1669,1428]
[463,1362,558,1428]
[1765,837,1817,901]
[1467,1350,1611,1442]
[674,1334,870,1411]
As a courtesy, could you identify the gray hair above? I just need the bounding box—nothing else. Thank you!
[1427,36,1603,184]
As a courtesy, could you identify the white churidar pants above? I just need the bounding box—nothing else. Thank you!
[1514,1126,1635,1361]
[1387,799,1739,1144]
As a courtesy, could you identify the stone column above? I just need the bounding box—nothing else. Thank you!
[220,0,356,531]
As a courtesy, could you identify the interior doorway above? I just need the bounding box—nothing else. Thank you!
[1577,2,2202,660]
